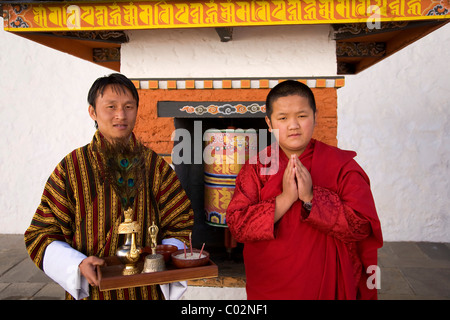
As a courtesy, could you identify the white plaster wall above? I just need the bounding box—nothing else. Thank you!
[121,25,337,78]
[0,18,113,234]
[337,23,450,242]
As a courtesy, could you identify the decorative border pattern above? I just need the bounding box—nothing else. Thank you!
[157,101,267,118]
[3,1,449,32]
[132,77,345,90]
[181,102,265,116]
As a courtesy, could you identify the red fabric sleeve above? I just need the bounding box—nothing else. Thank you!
[303,183,372,243]
[226,163,276,243]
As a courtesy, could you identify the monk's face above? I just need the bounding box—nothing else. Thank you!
[88,84,138,143]
[265,94,316,157]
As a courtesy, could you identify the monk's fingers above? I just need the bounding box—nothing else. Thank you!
[294,166,306,185]
[289,157,299,175]
[284,165,295,181]
[293,157,306,170]
[295,166,312,187]
[286,156,294,170]
[294,162,306,177]
[283,160,297,187]
[296,161,312,178]
[283,161,292,178]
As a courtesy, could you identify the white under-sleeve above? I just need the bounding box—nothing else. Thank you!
[160,238,188,300]
[43,240,89,300]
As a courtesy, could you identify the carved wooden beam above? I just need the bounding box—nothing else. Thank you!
[337,62,356,75]
[93,47,120,62]
[18,30,129,43]
[50,31,129,43]
[336,19,449,74]
[333,20,444,40]
[336,42,386,57]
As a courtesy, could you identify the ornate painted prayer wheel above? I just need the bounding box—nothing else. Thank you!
[204,129,257,226]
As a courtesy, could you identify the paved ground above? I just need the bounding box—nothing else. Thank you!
[0,234,449,300]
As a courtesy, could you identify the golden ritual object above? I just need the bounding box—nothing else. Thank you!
[116,208,142,276]
[142,222,166,273]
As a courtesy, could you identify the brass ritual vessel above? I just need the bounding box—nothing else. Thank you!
[116,208,142,275]
[142,222,166,273]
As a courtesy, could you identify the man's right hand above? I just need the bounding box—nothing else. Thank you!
[79,256,105,287]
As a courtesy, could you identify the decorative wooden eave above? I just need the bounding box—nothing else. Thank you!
[2,0,449,73]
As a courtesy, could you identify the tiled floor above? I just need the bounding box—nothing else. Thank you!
[377,242,450,299]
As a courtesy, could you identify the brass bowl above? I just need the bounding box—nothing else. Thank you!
[171,249,210,268]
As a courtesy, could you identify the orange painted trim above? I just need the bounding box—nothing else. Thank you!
[133,77,346,90]
[259,79,269,89]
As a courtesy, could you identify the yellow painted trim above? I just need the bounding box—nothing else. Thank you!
[3,1,450,32]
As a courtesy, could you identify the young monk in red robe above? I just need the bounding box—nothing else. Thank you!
[226,80,383,300]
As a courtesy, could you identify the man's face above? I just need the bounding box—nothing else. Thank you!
[88,84,138,143]
[265,94,316,157]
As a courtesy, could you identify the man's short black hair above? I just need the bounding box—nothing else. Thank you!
[88,73,139,110]
[265,80,316,119]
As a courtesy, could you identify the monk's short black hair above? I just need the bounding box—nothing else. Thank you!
[88,73,139,111]
[265,80,316,119]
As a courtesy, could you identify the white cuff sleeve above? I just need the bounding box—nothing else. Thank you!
[161,237,185,250]
[159,238,188,300]
[43,240,89,300]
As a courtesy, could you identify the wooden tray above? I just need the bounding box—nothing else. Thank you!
[98,256,218,291]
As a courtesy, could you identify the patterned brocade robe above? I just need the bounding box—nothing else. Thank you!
[24,131,194,300]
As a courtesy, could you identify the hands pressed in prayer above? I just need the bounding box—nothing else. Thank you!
[291,155,313,203]
[274,155,313,223]
[282,155,300,205]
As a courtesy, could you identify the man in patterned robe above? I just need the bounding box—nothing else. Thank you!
[24,73,194,300]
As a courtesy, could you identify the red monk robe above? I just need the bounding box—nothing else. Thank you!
[226,139,383,300]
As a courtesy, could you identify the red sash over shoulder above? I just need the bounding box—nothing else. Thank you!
[226,139,383,300]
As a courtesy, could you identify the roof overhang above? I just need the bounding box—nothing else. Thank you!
[2,0,449,74]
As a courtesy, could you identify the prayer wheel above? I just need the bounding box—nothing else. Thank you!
[204,129,257,227]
